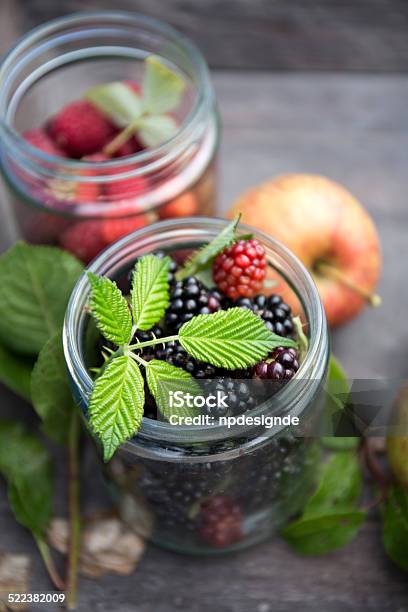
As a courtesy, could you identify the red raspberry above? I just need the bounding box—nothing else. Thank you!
[212,238,266,300]
[199,496,242,549]
[48,100,116,158]
[104,164,148,201]
[23,128,67,157]
[60,215,151,263]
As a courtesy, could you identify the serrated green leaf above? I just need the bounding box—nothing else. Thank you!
[85,81,142,127]
[304,452,363,515]
[138,114,179,147]
[88,273,132,346]
[321,356,357,449]
[31,331,73,444]
[131,255,171,331]
[146,359,201,420]
[0,419,53,536]
[382,485,408,572]
[179,307,296,369]
[282,508,365,555]
[0,242,83,355]
[142,55,186,115]
[0,342,33,402]
[176,216,240,281]
[89,355,144,461]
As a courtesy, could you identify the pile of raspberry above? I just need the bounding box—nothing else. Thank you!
[21,83,188,263]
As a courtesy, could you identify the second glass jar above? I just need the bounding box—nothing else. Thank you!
[0,12,218,262]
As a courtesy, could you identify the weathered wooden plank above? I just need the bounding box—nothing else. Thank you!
[3,0,408,71]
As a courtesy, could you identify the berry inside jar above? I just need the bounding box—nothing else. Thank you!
[3,54,216,263]
[84,217,320,553]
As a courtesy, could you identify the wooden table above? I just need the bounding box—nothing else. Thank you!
[1,69,408,612]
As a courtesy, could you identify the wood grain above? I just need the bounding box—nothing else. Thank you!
[3,0,408,71]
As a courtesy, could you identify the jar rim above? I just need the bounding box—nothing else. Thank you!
[63,217,329,448]
[0,11,214,172]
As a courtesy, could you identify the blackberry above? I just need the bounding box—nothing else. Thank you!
[254,347,300,381]
[165,277,222,331]
[235,294,294,337]
[155,341,220,378]
[199,496,242,548]
[202,377,256,417]
[133,325,164,357]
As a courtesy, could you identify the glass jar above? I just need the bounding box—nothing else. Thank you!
[0,12,218,261]
[63,218,329,554]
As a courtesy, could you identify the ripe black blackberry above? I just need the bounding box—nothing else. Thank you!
[133,325,164,357]
[155,341,221,378]
[235,294,294,337]
[165,276,222,331]
[254,347,300,381]
[202,377,256,417]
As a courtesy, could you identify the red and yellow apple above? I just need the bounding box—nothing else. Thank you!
[228,174,381,327]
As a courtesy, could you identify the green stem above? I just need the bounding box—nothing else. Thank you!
[129,352,149,367]
[128,334,179,352]
[66,412,81,610]
[34,535,65,591]
[103,118,142,157]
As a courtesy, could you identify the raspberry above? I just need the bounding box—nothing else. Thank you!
[199,496,242,548]
[23,128,67,157]
[104,164,148,201]
[254,347,300,381]
[158,192,199,219]
[60,215,150,263]
[212,238,266,299]
[48,100,116,158]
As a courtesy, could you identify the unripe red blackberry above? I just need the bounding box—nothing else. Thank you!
[199,496,242,548]
[212,239,266,300]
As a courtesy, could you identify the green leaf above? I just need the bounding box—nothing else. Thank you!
[176,216,240,281]
[179,307,296,369]
[145,359,201,420]
[304,452,363,514]
[0,342,33,402]
[89,355,144,461]
[85,81,142,127]
[138,114,179,147]
[292,316,308,362]
[88,273,132,346]
[321,356,358,450]
[0,242,83,355]
[382,485,408,572]
[131,255,171,331]
[281,450,365,555]
[0,419,53,536]
[142,55,186,115]
[31,331,73,445]
[282,509,365,555]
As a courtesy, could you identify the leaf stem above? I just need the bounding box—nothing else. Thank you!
[128,334,179,352]
[34,535,65,592]
[129,352,149,367]
[103,118,142,157]
[66,412,81,610]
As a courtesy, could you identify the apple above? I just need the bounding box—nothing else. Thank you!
[227,174,381,327]
[387,385,408,490]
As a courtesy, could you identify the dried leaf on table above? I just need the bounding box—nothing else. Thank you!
[0,552,31,611]
[48,516,145,578]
